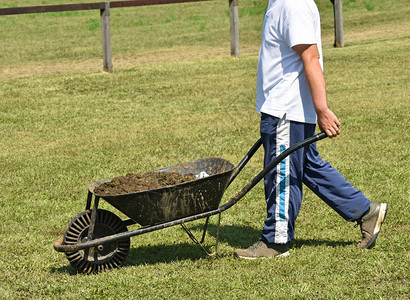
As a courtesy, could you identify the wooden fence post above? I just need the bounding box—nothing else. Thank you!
[101,2,113,72]
[332,0,344,47]
[229,0,239,57]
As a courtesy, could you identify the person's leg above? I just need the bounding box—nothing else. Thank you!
[302,142,370,222]
[234,113,295,258]
[260,114,308,244]
[302,139,388,249]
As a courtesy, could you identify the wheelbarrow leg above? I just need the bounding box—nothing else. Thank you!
[85,191,93,211]
[181,213,221,256]
[200,216,210,244]
[78,194,100,262]
[87,196,100,242]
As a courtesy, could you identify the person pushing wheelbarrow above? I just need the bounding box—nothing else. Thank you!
[234,0,388,259]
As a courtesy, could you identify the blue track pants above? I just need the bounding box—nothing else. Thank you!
[260,113,370,244]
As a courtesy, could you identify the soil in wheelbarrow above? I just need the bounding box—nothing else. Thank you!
[94,172,197,196]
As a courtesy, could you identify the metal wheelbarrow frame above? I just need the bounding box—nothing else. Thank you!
[54,132,327,273]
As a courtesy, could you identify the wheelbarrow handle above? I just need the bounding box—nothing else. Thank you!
[226,138,263,188]
[219,131,328,213]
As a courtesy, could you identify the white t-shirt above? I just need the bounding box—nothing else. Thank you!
[256,0,323,124]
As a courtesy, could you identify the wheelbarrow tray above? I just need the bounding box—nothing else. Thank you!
[88,158,236,226]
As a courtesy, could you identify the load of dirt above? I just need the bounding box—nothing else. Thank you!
[94,171,197,196]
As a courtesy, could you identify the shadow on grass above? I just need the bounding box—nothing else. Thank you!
[289,238,354,248]
[51,242,216,275]
[51,223,355,274]
[51,223,259,274]
[51,223,258,274]
[201,223,355,249]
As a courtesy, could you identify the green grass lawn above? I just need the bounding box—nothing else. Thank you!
[0,0,409,298]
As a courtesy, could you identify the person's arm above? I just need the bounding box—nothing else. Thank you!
[292,44,340,138]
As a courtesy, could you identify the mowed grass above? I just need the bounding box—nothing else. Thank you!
[0,0,409,298]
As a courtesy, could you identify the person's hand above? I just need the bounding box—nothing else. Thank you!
[317,108,341,138]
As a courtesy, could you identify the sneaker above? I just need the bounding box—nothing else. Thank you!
[234,240,290,259]
[357,202,388,249]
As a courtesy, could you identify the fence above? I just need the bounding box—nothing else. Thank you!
[0,0,240,72]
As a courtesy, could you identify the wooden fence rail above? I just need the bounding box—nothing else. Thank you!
[0,0,210,15]
[0,0,240,72]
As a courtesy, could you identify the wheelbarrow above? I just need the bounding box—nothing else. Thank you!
[54,132,327,273]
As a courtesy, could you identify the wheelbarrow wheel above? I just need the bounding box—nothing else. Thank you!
[63,209,130,274]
